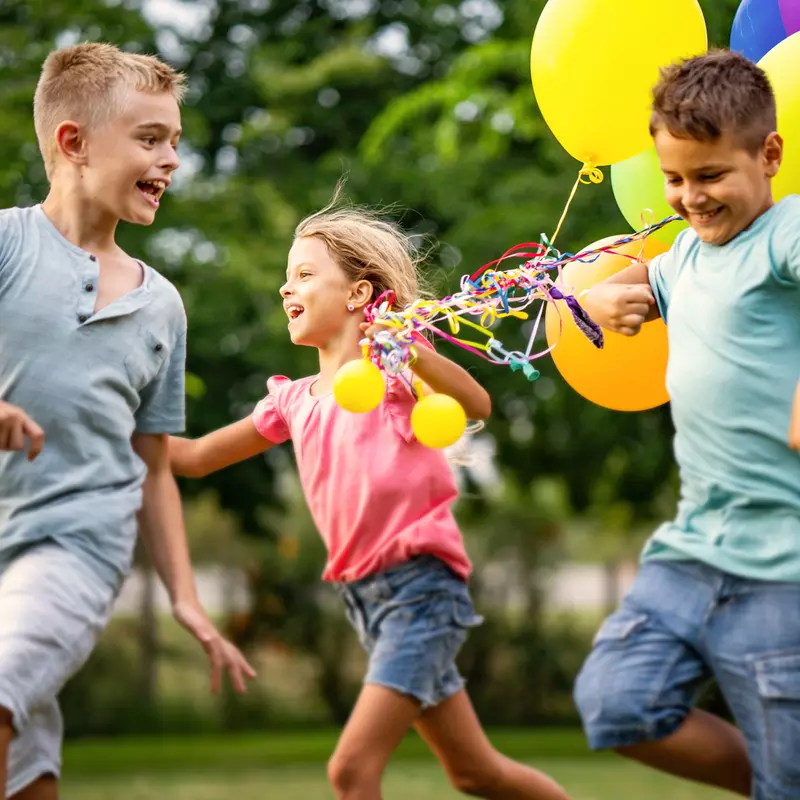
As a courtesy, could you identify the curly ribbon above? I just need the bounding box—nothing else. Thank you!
[548,162,605,251]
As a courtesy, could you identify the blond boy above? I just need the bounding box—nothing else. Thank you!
[0,43,254,799]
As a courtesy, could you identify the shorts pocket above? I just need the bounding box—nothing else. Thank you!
[754,651,800,786]
[451,595,483,629]
[592,609,649,647]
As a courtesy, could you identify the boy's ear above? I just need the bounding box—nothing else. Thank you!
[763,131,783,177]
[54,121,89,167]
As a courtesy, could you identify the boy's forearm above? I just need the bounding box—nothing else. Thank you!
[411,347,491,420]
[135,440,200,607]
[603,262,651,285]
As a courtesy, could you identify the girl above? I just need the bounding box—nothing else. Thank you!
[169,200,571,800]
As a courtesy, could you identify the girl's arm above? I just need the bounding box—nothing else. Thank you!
[408,345,491,420]
[170,418,275,478]
[790,378,800,451]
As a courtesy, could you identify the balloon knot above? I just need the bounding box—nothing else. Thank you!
[579,163,604,185]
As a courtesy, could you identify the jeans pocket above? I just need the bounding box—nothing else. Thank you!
[754,651,800,786]
[451,595,484,629]
[592,609,649,648]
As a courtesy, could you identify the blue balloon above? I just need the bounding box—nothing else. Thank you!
[731,0,788,62]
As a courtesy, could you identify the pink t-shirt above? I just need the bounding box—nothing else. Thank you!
[251,371,472,583]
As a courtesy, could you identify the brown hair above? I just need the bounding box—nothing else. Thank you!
[650,50,777,152]
[34,42,186,177]
[294,185,426,310]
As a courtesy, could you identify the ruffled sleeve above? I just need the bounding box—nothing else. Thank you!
[252,376,292,444]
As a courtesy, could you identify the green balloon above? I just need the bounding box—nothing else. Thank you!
[611,146,689,246]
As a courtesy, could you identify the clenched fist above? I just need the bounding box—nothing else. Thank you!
[0,402,44,461]
[582,282,657,337]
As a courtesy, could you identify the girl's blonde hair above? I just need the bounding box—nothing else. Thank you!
[298,185,485,462]
[294,185,426,311]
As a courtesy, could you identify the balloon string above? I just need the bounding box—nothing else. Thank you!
[549,162,604,249]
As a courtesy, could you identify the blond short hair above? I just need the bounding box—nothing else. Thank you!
[33,42,186,177]
[295,186,425,311]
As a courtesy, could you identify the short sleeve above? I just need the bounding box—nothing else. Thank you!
[772,197,800,284]
[135,327,187,434]
[648,228,693,323]
[252,376,292,444]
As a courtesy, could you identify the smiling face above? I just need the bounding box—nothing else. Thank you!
[74,89,181,226]
[280,236,371,348]
[655,128,782,246]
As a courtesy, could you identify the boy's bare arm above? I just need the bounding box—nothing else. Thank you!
[132,432,256,693]
[581,261,661,335]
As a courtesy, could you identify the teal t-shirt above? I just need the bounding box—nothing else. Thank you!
[642,195,800,581]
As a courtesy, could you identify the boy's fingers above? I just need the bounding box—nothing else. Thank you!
[626,284,655,305]
[23,418,45,460]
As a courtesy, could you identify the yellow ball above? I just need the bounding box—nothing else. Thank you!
[333,359,385,413]
[411,394,467,449]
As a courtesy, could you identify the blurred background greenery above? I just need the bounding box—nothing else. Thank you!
[1,0,742,795]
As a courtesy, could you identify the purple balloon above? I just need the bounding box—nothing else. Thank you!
[779,0,800,35]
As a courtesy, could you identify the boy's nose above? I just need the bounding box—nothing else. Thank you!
[683,183,708,208]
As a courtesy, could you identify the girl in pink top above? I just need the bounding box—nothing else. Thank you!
[169,199,571,800]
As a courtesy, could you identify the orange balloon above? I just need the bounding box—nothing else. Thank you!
[544,235,670,412]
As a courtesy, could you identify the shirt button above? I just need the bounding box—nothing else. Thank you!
[85,283,94,292]
[154,344,163,352]
[89,255,97,262]
[78,315,87,323]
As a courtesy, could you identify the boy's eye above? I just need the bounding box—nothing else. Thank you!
[700,172,723,182]
[141,136,156,146]
[666,177,682,186]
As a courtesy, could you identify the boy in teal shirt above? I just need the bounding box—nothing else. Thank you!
[575,51,800,799]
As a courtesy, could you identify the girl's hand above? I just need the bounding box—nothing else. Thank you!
[359,321,393,341]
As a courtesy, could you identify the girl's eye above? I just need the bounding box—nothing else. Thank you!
[666,177,682,186]
[300,272,311,278]
[700,172,722,182]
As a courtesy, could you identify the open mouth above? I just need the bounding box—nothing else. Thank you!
[286,304,305,323]
[136,179,167,208]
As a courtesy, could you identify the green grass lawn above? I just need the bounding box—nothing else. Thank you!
[60,730,739,799]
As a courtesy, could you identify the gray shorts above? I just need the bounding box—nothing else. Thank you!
[0,543,116,795]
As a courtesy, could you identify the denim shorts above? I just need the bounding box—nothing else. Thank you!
[574,558,800,799]
[0,542,116,795]
[337,556,483,708]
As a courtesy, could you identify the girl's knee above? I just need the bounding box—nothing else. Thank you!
[327,751,380,797]
[447,755,503,797]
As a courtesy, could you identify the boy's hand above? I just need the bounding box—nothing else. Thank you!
[0,401,44,460]
[582,282,656,336]
[173,600,257,694]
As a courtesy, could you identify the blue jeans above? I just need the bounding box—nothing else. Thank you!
[574,559,800,799]
[337,556,483,708]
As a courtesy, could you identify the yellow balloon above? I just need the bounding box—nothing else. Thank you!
[333,359,385,413]
[411,394,467,449]
[759,32,800,203]
[531,0,708,166]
